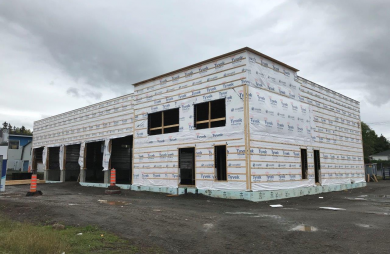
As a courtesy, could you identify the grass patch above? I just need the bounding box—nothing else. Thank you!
[0,215,161,254]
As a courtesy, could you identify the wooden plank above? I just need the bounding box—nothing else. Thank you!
[6,179,46,186]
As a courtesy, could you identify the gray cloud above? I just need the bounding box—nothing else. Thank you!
[66,87,80,98]
[0,0,389,134]
[67,87,102,100]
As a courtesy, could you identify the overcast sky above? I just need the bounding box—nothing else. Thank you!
[1,0,389,138]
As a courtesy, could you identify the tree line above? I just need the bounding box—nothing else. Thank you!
[361,121,390,163]
[2,122,33,136]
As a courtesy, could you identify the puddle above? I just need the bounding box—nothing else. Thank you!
[291,225,318,232]
[366,211,390,216]
[356,224,372,228]
[320,207,346,211]
[251,214,281,219]
[345,197,367,201]
[98,200,130,206]
[371,195,390,198]
[225,212,256,215]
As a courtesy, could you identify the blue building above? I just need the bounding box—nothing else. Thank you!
[6,133,33,171]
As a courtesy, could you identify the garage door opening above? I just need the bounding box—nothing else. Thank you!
[65,144,81,181]
[48,147,60,181]
[111,136,133,184]
[85,141,104,183]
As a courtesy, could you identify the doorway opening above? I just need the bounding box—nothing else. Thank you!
[32,147,44,172]
[214,145,227,181]
[313,150,321,183]
[179,148,195,186]
[65,144,81,181]
[48,147,60,181]
[85,141,104,183]
[301,149,308,180]
[111,136,133,184]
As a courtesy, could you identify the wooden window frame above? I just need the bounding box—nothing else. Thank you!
[148,108,179,135]
[195,99,226,129]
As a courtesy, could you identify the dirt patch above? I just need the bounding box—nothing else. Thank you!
[1,182,390,253]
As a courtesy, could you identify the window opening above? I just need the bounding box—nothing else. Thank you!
[194,99,226,129]
[148,108,179,135]
[9,140,19,149]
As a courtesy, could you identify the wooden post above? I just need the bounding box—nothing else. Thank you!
[108,140,112,170]
[46,148,50,170]
[243,85,251,191]
[32,148,36,172]
[83,144,87,169]
[63,146,67,170]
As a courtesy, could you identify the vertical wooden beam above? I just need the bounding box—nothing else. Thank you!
[108,140,112,170]
[63,146,67,170]
[46,147,50,170]
[162,111,164,134]
[83,144,87,170]
[32,148,36,172]
[208,101,211,128]
[243,85,251,190]
[131,99,135,185]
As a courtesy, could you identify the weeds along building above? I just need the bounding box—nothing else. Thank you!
[32,47,366,201]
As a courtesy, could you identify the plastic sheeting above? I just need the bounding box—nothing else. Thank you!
[42,147,47,170]
[78,142,85,169]
[59,145,65,170]
[246,51,364,189]
[102,139,111,171]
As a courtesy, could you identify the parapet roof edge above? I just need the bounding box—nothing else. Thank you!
[298,76,360,104]
[132,47,299,87]
[34,92,134,124]
[9,134,33,138]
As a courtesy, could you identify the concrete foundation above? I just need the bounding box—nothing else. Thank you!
[104,171,110,184]
[60,170,65,182]
[77,182,367,202]
[79,182,131,189]
[131,182,367,202]
[79,169,86,183]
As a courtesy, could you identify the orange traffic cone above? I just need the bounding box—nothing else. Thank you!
[105,168,121,195]
[110,168,116,186]
[26,174,43,196]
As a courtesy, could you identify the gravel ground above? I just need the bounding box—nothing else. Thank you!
[1,181,390,253]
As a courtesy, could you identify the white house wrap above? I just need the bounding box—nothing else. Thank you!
[32,47,365,200]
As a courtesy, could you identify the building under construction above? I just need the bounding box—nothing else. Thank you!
[32,47,366,201]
